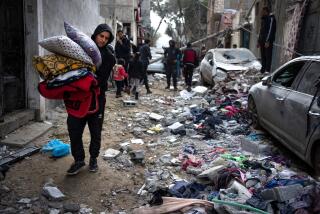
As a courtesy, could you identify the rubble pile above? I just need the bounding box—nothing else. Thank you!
[104,72,320,213]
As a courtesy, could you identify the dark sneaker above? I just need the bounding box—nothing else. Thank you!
[67,161,85,175]
[187,87,191,92]
[165,86,170,89]
[89,158,98,172]
[174,87,178,91]
[147,90,152,94]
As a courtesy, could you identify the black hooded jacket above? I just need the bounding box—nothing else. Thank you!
[258,15,276,43]
[91,24,116,93]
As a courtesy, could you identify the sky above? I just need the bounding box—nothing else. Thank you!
[150,11,172,48]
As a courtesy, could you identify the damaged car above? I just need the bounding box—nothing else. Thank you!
[249,56,320,174]
[199,48,261,86]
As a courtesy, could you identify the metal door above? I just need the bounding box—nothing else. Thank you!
[0,0,25,115]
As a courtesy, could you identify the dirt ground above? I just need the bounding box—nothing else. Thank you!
[2,79,180,213]
[1,77,316,214]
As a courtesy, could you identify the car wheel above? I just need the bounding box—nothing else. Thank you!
[248,97,261,129]
[313,145,320,176]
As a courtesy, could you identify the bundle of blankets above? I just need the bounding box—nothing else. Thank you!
[33,22,102,118]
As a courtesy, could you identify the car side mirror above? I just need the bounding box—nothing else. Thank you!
[262,76,272,86]
[209,59,213,66]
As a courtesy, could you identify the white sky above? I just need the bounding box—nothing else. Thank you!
[150,10,172,48]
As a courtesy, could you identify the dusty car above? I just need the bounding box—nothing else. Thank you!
[248,56,320,173]
[199,48,261,85]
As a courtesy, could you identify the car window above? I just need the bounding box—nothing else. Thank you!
[272,61,305,88]
[296,62,320,95]
[205,52,213,61]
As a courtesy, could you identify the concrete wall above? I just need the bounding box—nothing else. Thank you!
[40,0,105,111]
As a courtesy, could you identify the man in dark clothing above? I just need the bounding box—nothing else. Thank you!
[183,42,198,92]
[115,30,131,88]
[258,7,276,73]
[66,24,116,175]
[139,39,152,94]
[164,40,181,91]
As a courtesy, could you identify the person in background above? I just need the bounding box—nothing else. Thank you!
[200,44,207,60]
[113,58,128,98]
[139,39,152,94]
[183,42,198,92]
[115,29,131,89]
[66,24,115,175]
[164,40,181,91]
[258,6,276,74]
[128,52,144,100]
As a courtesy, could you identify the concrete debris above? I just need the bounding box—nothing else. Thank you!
[42,186,65,201]
[149,113,164,121]
[131,139,144,145]
[103,148,121,160]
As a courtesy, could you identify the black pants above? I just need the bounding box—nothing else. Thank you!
[260,42,273,73]
[166,63,177,88]
[67,93,106,162]
[142,63,150,91]
[115,80,123,96]
[184,64,194,87]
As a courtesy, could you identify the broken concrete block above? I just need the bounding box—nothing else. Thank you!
[197,165,225,184]
[42,186,65,201]
[186,167,203,175]
[49,209,60,214]
[63,203,80,212]
[18,198,31,204]
[192,86,208,94]
[168,122,184,131]
[131,139,144,145]
[129,150,145,162]
[240,137,271,155]
[123,100,137,107]
[149,113,164,121]
[159,154,172,165]
[261,184,303,202]
[103,149,121,160]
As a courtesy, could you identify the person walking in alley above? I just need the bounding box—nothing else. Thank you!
[258,7,276,74]
[139,39,152,94]
[115,30,131,90]
[183,42,198,92]
[113,58,128,98]
[66,24,115,175]
[128,52,144,100]
[164,40,181,91]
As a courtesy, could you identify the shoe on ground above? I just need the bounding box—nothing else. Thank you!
[187,87,192,92]
[174,87,178,91]
[147,90,152,94]
[165,86,170,89]
[67,161,85,175]
[89,158,98,172]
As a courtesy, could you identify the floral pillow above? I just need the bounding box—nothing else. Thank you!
[39,36,94,65]
[64,22,102,67]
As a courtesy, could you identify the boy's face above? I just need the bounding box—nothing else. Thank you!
[95,31,110,48]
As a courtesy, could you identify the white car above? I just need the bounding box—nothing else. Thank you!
[199,48,261,85]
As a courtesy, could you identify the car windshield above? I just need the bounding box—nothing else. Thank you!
[214,49,256,64]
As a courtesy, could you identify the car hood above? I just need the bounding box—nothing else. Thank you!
[215,60,262,71]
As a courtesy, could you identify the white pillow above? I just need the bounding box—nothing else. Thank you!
[39,36,93,65]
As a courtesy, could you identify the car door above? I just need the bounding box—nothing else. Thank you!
[258,61,308,140]
[282,62,320,156]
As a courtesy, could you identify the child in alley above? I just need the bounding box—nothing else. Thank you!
[128,52,144,100]
[113,58,128,98]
